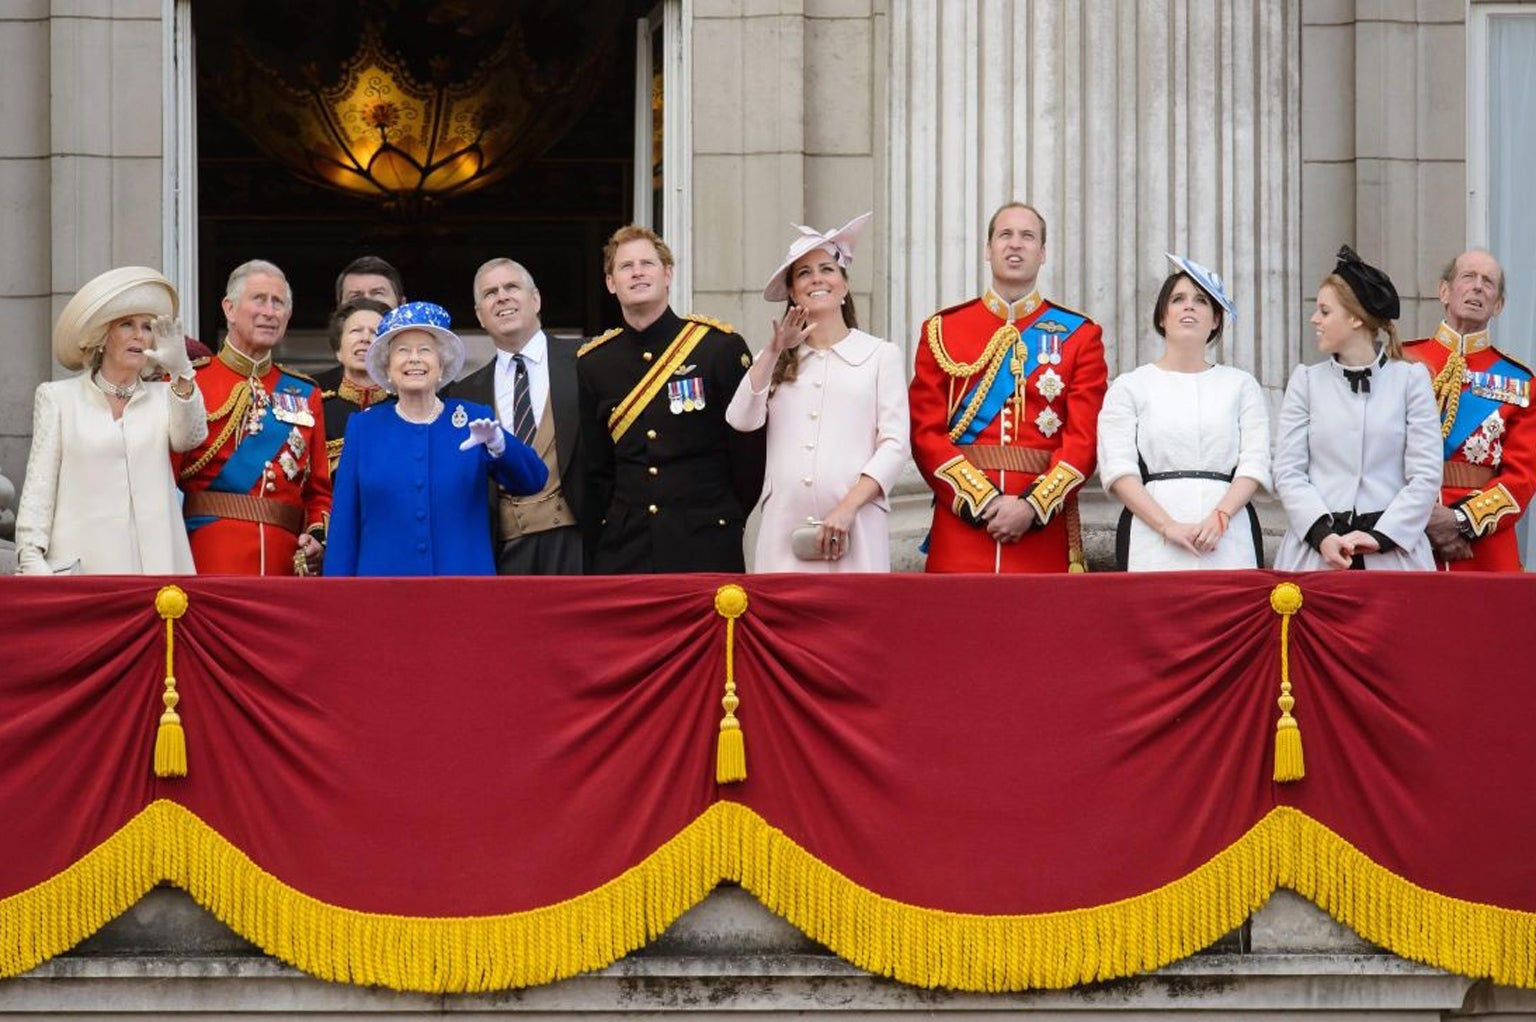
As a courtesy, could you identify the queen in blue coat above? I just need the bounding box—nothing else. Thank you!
[325,302,546,576]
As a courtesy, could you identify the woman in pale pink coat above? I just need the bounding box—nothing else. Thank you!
[725,213,909,572]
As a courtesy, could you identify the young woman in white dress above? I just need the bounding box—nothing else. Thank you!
[1272,246,1441,571]
[15,267,206,574]
[725,213,909,572]
[1097,255,1271,571]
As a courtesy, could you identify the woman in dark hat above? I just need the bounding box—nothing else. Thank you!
[1272,246,1441,570]
[1097,254,1271,570]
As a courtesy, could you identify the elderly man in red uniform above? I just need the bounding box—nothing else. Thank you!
[177,260,331,575]
[910,202,1108,572]
[1405,248,1533,571]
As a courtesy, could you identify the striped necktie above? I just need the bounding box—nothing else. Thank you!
[510,353,535,445]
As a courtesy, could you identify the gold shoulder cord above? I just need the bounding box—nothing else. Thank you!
[179,382,252,481]
[1431,353,1466,440]
[931,320,1021,443]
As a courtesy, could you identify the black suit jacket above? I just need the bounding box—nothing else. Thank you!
[446,334,585,534]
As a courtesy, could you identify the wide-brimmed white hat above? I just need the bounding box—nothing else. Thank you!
[763,211,874,302]
[52,267,178,370]
[366,301,466,391]
[1165,253,1237,320]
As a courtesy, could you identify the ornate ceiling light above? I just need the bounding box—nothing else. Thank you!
[205,13,616,219]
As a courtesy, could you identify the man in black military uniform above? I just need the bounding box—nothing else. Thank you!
[577,225,765,573]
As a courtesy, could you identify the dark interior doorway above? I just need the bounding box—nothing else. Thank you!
[193,0,648,349]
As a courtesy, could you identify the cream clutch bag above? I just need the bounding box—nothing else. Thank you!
[790,522,850,561]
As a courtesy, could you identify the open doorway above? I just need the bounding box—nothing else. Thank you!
[190,0,660,365]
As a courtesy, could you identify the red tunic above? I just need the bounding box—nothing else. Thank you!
[176,350,332,575]
[909,291,1108,573]
[1405,325,1534,572]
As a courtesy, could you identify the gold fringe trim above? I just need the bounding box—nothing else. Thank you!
[2,804,1533,992]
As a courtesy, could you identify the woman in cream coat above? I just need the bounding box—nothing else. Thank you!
[15,267,207,574]
[726,213,909,572]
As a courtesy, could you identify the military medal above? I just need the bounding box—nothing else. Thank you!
[689,377,706,410]
[244,383,269,436]
[271,388,314,427]
[278,448,300,480]
[1036,367,1064,402]
[451,404,468,428]
[1035,407,1062,438]
[286,427,307,461]
[668,379,685,414]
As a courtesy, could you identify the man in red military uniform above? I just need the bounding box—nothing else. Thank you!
[177,260,331,575]
[910,202,1108,572]
[1405,248,1533,571]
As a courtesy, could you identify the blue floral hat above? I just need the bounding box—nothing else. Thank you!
[367,301,466,390]
[1165,253,1236,321]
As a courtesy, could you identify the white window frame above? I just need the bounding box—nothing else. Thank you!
[163,0,198,337]
[633,0,693,309]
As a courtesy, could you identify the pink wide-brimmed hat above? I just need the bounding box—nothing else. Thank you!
[762,211,873,302]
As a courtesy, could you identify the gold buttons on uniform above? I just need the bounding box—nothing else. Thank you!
[648,504,659,514]
[646,429,657,440]
[648,466,659,476]
[642,352,653,362]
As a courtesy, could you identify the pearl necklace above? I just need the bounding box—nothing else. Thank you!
[92,371,139,401]
[394,398,444,425]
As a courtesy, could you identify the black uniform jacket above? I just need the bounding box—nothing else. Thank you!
[576,308,765,573]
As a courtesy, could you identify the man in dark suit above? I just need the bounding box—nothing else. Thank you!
[446,258,584,574]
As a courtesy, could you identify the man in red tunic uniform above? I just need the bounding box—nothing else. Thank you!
[1405,248,1533,571]
[910,203,1108,572]
[177,260,331,575]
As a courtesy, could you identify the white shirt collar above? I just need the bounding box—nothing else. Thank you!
[496,329,548,370]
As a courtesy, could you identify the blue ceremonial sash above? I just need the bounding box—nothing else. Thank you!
[949,308,1088,444]
[1444,356,1530,457]
[186,373,315,533]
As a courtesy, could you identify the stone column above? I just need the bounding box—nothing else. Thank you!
[0,1,55,485]
[885,0,1302,392]
[691,1,882,341]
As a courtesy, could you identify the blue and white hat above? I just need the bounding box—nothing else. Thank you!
[1165,253,1236,320]
[366,301,466,390]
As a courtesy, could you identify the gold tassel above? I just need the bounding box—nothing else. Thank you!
[1269,582,1305,782]
[714,584,749,784]
[154,585,190,779]
[1065,496,1088,573]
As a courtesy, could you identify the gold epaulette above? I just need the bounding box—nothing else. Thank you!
[578,327,624,358]
[1046,299,1094,322]
[320,389,338,400]
[684,313,735,334]
[277,364,319,385]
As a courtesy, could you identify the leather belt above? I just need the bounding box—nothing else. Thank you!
[1442,462,1496,489]
[960,445,1051,474]
[184,490,305,535]
[1144,469,1234,483]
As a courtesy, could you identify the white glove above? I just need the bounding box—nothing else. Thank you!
[458,417,507,456]
[143,316,194,380]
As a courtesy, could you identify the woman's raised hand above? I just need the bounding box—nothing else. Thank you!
[768,305,814,357]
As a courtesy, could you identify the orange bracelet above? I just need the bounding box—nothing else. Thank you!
[1214,509,1231,532]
